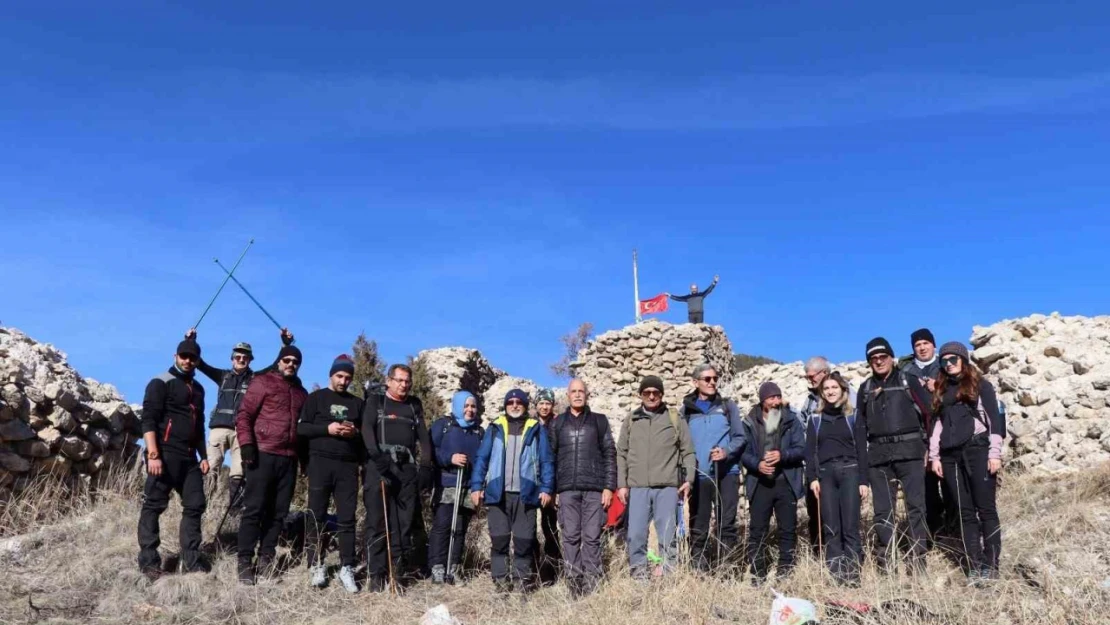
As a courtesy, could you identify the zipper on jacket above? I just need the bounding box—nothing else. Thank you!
[186,381,196,445]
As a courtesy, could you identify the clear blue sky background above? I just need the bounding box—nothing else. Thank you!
[2,1,1108,407]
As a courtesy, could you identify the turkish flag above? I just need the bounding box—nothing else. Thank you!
[639,293,669,315]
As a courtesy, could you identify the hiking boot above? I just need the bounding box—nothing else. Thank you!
[310,565,327,588]
[367,575,387,594]
[182,552,211,574]
[141,566,164,582]
[338,566,359,594]
[494,577,513,595]
[431,564,446,584]
[445,564,459,585]
[237,559,256,586]
[256,555,277,579]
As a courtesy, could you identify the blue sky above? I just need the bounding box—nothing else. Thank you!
[2,1,1108,406]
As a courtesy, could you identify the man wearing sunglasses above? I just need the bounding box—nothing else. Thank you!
[235,344,308,585]
[362,363,435,592]
[858,337,933,574]
[679,364,744,573]
[137,338,210,580]
[186,327,294,513]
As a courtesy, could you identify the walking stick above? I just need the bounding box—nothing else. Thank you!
[213,258,289,338]
[714,461,722,564]
[194,239,253,329]
[381,480,397,595]
[816,488,824,555]
[445,466,464,584]
[209,479,246,549]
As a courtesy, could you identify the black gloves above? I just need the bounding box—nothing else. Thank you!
[373,455,393,477]
[241,444,258,469]
[418,465,435,491]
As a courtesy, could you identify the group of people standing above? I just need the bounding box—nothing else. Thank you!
[135,325,1005,595]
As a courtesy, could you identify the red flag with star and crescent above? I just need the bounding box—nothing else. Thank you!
[639,293,669,316]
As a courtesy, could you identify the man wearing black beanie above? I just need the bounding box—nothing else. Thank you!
[235,343,308,584]
[859,337,933,574]
[298,354,364,593]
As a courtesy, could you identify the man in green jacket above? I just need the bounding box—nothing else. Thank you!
[617,376,696,579]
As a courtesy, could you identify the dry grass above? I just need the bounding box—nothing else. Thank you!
[1,465,1109,625]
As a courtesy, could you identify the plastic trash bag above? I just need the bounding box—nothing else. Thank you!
[768,588,819,625]
[420,604,461,625]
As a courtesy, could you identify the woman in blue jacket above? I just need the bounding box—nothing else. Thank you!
[428,391,484,584]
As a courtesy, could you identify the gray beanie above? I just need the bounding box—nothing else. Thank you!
[758,382,783,403]
[939,341,970,362]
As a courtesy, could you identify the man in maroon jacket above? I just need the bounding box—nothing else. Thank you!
[235,344,308,585]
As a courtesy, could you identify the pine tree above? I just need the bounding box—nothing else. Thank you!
[408,354,445,425]
[350,332,387,398]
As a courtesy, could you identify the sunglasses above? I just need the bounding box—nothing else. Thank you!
[178,353,198,362]
[280,357,300,365]
[869,354,891,364]
[232,354,251,362]
[941,356,961,366]
[506,399,525,406]
[699,376,718,383]
[641,390,662,398]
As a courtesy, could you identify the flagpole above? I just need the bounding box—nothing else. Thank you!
[633,249,642,324]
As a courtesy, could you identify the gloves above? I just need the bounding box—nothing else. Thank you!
[241,444,258,469]
[418,465,435,491]
[373,455,393,477]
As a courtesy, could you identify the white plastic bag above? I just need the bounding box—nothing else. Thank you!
[767,588,818,625]
[420,604,461,625]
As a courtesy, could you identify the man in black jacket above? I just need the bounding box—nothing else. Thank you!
[298,354,363,593]
[137,339,210,580]
[549,379,616,597]
[859,337,933,573]
[361,363,435,592]
[186,327,293,510]
[667,274,720,324]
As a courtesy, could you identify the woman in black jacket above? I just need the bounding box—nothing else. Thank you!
[804,372,868,586]
[928,342,1005,582]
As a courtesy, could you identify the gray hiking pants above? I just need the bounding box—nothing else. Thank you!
[627,486,679,575]
[487,493,537,582]
[557,490,605,580]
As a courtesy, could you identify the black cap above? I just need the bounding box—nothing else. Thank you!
[638,375,664,394]
[910,328,936,349]
[865,337,894,360]
[279,345,302,362]
[176,339,201,358]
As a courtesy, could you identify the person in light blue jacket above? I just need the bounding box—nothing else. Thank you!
[470,389,555,593]
[678,364,745,572]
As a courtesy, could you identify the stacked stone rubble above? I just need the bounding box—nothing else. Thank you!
[0,327,141,498]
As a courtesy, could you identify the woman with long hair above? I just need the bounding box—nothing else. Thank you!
[804,372,869,586]
[928,342,1005,582]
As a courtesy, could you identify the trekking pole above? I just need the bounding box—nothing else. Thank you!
[213,258,290,340]
[445,466,463,584]
[381,480,397,595]
[816,489,824,555]
[193,239,253,328]
[714,461,722,564]
[209,479,245,550]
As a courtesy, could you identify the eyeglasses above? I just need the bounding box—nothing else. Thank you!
[868,354,891,364]
[232,354,251,362]
[941,356,961,367]
[390,377,412,385]
[699,376,718,383]
[280,357,300,365]
[641,390,662,398]
[178,353,198,362]
[805,371,826,381]
[506,399,525,406]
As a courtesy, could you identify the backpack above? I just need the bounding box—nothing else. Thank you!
[811,410,857,437]
[860,372,927,421]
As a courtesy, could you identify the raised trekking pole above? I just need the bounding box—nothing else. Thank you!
[212,258,292,342]
[445,466,464,584]
[381,480,398,595]
[194,239,253,329]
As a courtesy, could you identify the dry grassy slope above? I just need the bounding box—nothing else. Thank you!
[1,467,1109,625]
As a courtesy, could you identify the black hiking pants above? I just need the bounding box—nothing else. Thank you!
[305,456,360,567]
[428,501,473,570]
[747,475,797,579]
[870,459,928,570]
[941,437,1000,574]
[364,463,420,578]
[237,452,297,563]
[138,453,206,571]
[817,460,863,581]
[537,504,561,583]
[689,471,740,568]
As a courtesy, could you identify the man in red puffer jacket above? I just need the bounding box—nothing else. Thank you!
[235,345,308,585]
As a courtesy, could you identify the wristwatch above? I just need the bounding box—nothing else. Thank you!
[147,449,160,460]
